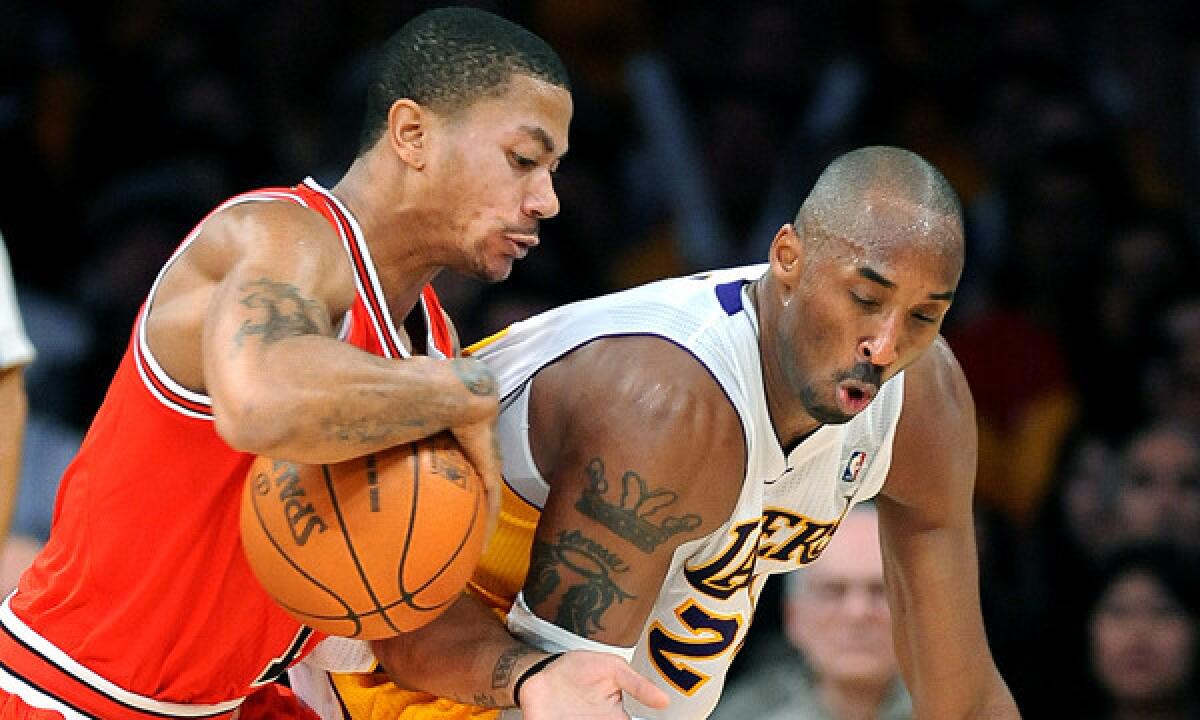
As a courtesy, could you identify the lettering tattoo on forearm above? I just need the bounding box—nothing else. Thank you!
[234,278,328,347]
[526,530,633,638]
[491,644,536,691]
[452,359,497,397]
[575,457,702,553]
[319,406,425,444]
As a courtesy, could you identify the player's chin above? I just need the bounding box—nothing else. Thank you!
[467,255,515,284]
[805,400,856,425]
[484,258,516,283]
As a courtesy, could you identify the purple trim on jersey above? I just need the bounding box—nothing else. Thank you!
[492,331,751,506]
[714,281,746,315]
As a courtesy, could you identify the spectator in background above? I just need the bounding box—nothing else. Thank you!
[0,232,35,589]
[1113,423,1200,555]
[711,503,912,720]
[1085,543,1199,720]
[1145,296,1200,437]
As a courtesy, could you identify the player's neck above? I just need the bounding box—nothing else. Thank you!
[331,157,442,329]
[747,278,823,450]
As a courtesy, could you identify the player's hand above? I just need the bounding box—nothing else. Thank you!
[517,650,670,719]
[449,417,502,541]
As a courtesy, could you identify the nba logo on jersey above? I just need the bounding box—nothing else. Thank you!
[841,450,868,484]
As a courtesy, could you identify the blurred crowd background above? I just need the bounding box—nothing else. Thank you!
[2,1,1198,717]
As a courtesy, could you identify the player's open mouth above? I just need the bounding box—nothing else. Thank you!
[837,382,876,415]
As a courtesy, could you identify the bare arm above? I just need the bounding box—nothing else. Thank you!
[370,591,665,714]
[371,336,745,715]
[0,366,26,545]
[877,338,1019,718]
[146,201,497,464]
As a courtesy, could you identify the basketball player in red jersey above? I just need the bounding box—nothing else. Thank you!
[0,8,662,720]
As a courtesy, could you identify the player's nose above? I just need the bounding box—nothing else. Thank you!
[857,314,899,368]
[523,169,559,220]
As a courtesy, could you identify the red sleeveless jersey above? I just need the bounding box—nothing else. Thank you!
[0,178,454,719]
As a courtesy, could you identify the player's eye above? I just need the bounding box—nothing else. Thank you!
[850,292,879,308]
[510,152,537,170]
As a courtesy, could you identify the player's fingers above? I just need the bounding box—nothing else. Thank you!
[615,665,670,710]
[482,468,501,541]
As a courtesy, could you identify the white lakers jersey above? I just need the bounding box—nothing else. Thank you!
[472,264,906,719]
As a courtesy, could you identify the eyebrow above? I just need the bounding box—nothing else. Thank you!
[519,125,556,154]
[857,266,956,302]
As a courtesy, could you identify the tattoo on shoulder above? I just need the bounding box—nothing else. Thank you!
[233,278,328,347]
[491,644,536,690]
[575,457,703,553]
[452,358,497,397]
[472,693,497,707]
[527,530,633,638]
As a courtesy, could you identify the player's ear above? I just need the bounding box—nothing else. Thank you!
[387,99,427,170]
[769,223,806,283]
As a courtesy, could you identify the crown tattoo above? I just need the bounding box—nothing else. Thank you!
[575,458,702,553]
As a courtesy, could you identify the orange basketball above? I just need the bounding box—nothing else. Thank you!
[239,433,487,639]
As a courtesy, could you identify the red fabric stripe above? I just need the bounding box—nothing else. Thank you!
[319,196,402,359]
[420,286,454,357]
[132,334,211,417]
[0,631,235,720]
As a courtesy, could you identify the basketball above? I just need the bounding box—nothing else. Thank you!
[239,433,487,639]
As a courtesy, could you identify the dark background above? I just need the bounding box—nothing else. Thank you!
[3,1,1199,717]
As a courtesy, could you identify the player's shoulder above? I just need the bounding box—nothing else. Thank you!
[564,334,739,423]
[202,196,341,257]
[898,335,973,433]
[181,193,352,304]
[883,336,976,510]
[538,334,745,478]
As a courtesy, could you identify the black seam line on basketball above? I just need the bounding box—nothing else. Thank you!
[401,467,483,601]
[393,439,424,604]
[322,461,403,636]
[250,477,363,637]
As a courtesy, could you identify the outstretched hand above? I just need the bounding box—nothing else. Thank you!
[517,650,669,720]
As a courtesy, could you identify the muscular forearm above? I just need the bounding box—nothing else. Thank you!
[370,593,544,708]
[213,340,496,464]
[0,367,27,545]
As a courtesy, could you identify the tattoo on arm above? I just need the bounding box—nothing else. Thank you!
[491,644,536,691]
[575,457,703,553]
[472,693,497,707]
[318,409,425,444]
[526,530,634,638]
[452,358,497,397]
[233,278,329,347]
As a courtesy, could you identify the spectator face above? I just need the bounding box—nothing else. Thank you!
[1089,569,1196,704]
[785,508,897,686]
[1116,426,1200,552]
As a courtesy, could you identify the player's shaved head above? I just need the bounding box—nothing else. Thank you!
[797,146,964,268]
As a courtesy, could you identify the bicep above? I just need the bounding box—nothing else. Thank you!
[522,339,745,647]
[200,204,347,405]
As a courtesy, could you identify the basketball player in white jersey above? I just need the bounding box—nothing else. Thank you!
[311,146,1020,719]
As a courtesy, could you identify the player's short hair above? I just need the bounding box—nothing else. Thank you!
[357,7,570,155]
[797,146,964,262]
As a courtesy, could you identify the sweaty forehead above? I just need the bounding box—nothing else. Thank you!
[813,209,963,286]
[818,192,960,250]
